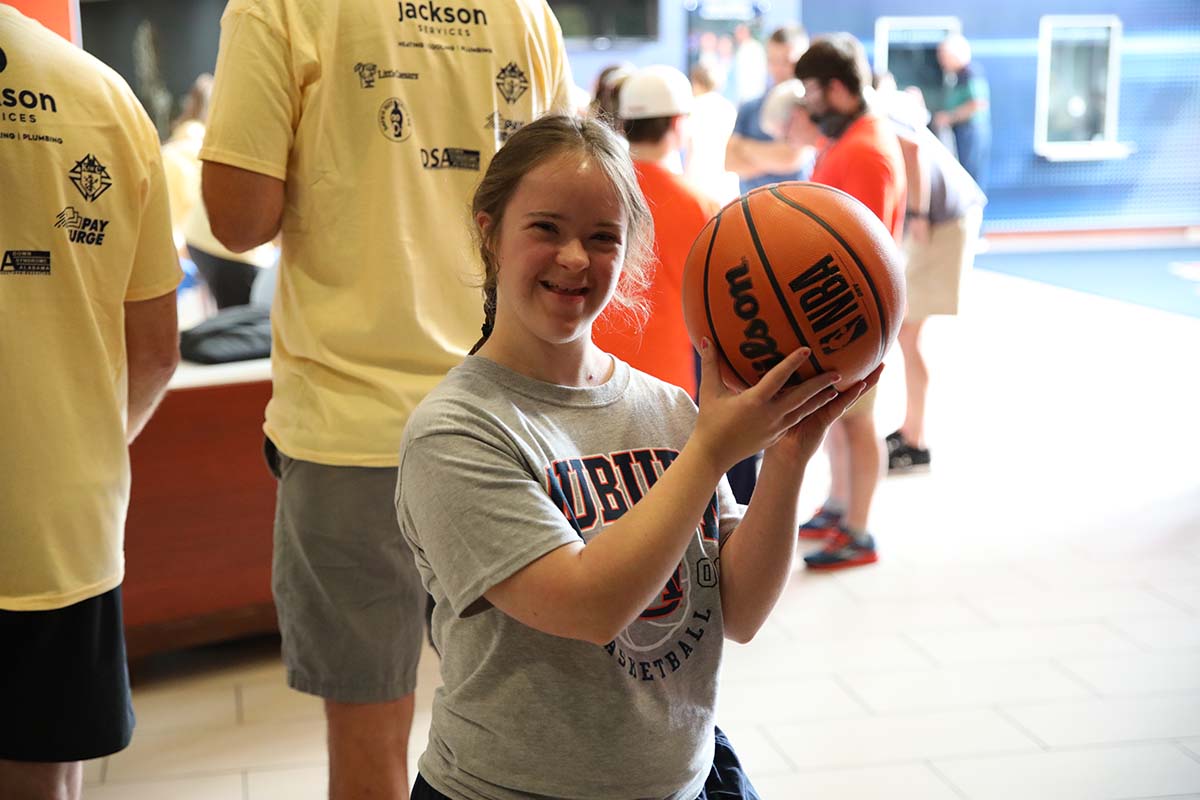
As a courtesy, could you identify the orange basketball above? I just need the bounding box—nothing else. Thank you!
[682,182,906,391]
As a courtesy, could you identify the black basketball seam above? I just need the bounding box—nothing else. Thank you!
[769,185,891,364]
[702,212,757,389]
[739,195,823,376]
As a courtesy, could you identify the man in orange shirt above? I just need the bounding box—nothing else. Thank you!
[593,65,719,396]
[793,34,906,570]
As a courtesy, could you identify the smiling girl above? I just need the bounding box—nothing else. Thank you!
[396,114,879,800]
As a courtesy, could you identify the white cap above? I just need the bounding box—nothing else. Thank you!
[759,78,806,140]
[618,65,694,120]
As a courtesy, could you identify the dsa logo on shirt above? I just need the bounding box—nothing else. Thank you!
[420,147,480,170]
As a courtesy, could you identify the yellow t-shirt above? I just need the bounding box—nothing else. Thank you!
[201,0,573,466]
[0,7,182,610]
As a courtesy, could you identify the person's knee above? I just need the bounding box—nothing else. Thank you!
[0,760,82,800]
[840,412,878,445]
[899,319,923,349]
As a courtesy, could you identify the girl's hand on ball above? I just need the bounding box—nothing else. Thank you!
[773,363,885,461]
[692,341,845,472]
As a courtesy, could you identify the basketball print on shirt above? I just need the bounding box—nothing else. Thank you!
[544,448,723,682]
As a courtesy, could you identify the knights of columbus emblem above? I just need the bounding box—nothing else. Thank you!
[68,154,113,202]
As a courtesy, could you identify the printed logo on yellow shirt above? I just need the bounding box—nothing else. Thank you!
[420,147,480,170]
[1,86,58,124]
[55,206,110,246]
[353,62,419,89]
[0,46,7,73]
[398,1,487,36]
[68,154,112,202]
[495,63,528,105]
[377,97,413,142]
[1,250,51,274]
[484,112,524,143]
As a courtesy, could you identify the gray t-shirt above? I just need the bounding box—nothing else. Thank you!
[397,355,743,800]
[887,113,987,225]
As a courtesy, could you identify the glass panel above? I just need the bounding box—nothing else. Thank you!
[1047,27,1111,143]
[886,27,955,113]
[546,1,657,40]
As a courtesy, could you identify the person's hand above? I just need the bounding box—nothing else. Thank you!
[908,216,930,245]
[932,110,953,129]
[689,340,844,474]
[769,363,884,464]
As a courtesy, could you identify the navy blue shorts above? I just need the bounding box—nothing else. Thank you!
[412,725,760,799]
[0,587,134,762]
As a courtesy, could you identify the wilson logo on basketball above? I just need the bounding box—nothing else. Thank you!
[724,259,786,377]
[788,254,868,355]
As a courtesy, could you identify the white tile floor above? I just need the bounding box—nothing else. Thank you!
[84,266,1200,798]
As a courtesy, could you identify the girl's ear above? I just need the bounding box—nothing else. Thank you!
[475,211,493,238]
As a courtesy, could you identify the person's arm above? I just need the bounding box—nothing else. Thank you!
[896,131,930,243]
[124,290,179,443]
[202,161,285,253]
[736,137,812,175]
[483,344,844,646]
[724,132,760,176]
[717,366,881,642]
[200,7,300,252]
[934,97,987,130]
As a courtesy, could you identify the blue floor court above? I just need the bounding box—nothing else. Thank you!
[976,245,1200,319]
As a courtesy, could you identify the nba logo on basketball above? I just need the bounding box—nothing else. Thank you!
[787,253,870,355]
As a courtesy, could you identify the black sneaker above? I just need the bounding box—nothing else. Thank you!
[885,430,905,455]
[888,440,931,472]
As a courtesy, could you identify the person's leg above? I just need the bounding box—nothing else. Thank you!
[897,318,928,447]
[0,589,134,800]
[825,419,849,510]
[841,410,882,533]
[0,760,82,800]
[327,696,414,800]
[188,245,258,309]
[798,424,846,538]
[269,446,425,800]
[725,453,760,505]
[805,391,881,570]
[699,726,762,799]
[410,773,453,799]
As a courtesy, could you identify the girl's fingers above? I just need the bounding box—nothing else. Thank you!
[696,338,729,402]
[820,380,869,419]
[750,346,813,398]
[779,385,840,429]
[774,370,841,411]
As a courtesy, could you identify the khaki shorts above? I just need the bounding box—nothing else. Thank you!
[842,383,878,417]
[269,440,425,704]
[903,206,983,321]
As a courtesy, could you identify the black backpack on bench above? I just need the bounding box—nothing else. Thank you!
[179,305,272,364]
